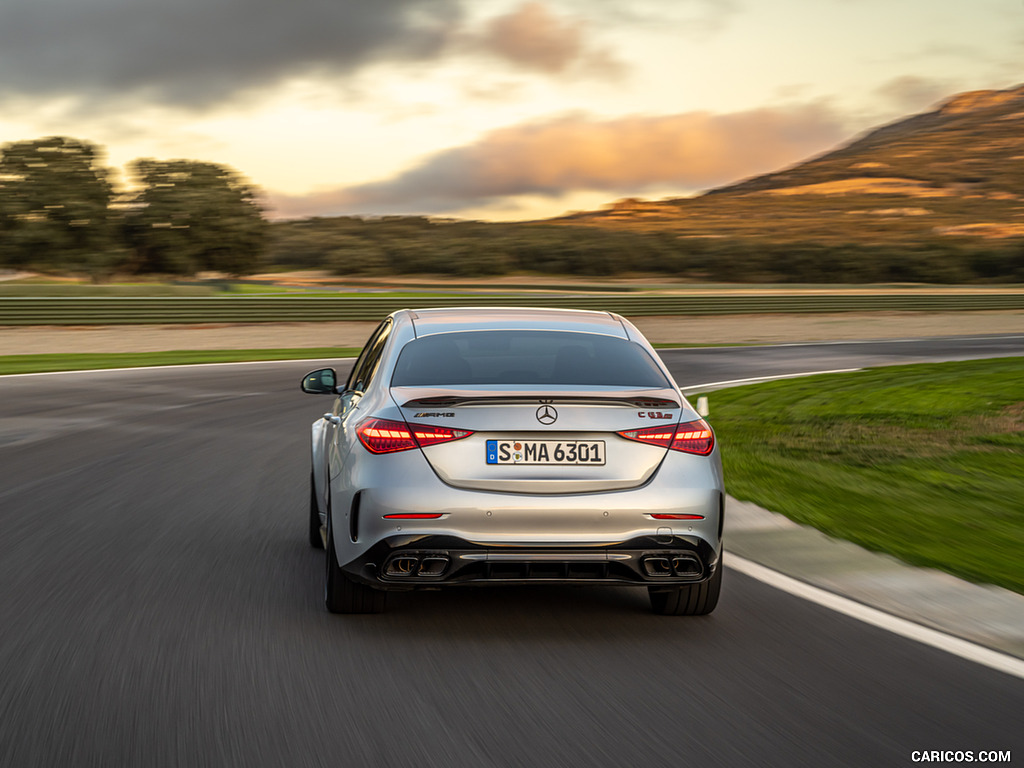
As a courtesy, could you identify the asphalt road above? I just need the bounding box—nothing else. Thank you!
[662,333,1024,390]
[1,335,1022,767]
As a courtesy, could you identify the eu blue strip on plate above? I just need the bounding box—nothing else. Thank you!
[486,440,498,464]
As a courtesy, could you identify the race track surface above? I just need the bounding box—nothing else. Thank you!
[1,335,1022,766]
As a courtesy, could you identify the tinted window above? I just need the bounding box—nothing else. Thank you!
[391,331,669,388]
[346,319,392,392]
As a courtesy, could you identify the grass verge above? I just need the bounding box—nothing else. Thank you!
[0,348,362,375]
[706,357,1024,593]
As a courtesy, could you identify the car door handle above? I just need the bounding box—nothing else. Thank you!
[323,413,342,425]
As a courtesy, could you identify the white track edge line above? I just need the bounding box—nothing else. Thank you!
[727,552,1024,680]
[682,368,862,391]
[746,333,1024,349]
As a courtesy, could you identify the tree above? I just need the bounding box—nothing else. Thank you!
[0,136,120,279]
[124,159,266,276]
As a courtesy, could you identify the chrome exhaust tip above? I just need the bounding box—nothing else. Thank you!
[384,556,420,577]
[642,556,673,577]
[383,553,450,577]
[417,556,449,577]
[671,555,702,577]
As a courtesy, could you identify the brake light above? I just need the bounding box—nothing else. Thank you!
[617,419,714,456]
[672,419,715,455]
[617,425,675,448]
[356,418,472,454]
[411,423,473,448]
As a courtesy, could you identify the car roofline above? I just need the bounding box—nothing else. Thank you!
[396,306,629,339]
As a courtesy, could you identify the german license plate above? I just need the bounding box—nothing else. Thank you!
[486,439,605,465]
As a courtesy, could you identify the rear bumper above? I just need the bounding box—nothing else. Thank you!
[342,534,721,589]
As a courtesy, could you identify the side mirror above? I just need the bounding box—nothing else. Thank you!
[301,368,338,394]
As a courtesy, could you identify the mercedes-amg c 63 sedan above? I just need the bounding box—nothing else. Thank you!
[300,308,724,615]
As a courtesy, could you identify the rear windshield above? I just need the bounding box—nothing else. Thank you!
[391,330,669,388]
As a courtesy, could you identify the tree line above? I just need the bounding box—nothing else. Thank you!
[0,137,266,280]
[270,216,1024,284]
[2,136,1023,284]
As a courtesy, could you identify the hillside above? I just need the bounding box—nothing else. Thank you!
[265,85,1024,283]
[555,84,1024,244]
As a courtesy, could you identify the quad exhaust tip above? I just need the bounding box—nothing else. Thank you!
[643,557,672,577]
[642,554,702,578]
[384,554,450,578]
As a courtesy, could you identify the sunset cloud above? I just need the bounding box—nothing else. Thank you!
[558,0,739,34]
[269,102,848,217]
[0,0,633,110]
[467,2,624,76]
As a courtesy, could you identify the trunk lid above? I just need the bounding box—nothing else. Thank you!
[392,386,685,494]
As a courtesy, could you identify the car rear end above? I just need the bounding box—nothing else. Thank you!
[334,311,724,613]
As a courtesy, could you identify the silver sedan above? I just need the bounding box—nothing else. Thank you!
[301,307,724,615]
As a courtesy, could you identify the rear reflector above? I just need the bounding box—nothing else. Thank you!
[649,514,706,520]
[382,513,444,520]
[357,418,473,454]
[617,419,715,456]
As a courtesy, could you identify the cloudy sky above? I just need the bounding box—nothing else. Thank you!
[0,0,1020,220]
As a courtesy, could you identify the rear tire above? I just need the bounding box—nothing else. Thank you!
[309,472,324,549]
[324,510,386,614]
[648,554,722,616]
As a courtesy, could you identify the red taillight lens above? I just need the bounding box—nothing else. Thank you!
[616,425,676,448]
[617,419,714,456]
[357,419,417,453]
[671,419,715,455]
[409,423,473,448]
[356,418,472,454]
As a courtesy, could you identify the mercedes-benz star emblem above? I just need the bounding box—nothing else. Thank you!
[536,405,558,425]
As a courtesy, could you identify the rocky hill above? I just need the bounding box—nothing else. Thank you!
[555,84,1024,244]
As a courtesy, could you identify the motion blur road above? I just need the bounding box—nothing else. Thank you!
[1,335,1022,767]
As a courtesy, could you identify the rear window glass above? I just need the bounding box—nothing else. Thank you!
[391,330,669,388]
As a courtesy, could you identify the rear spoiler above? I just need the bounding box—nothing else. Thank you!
[393,387,682,409]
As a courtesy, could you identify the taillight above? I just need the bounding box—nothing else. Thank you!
[671,419,715,455]
[617,425,675,448]
[617,419,714,456]
[410,423,473,448]
[357,419,417,453]
[356,418,472,454]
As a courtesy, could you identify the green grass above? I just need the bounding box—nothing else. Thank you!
[209,284,462,297]
[0,348,362,375]
[11,276,1018,298]
[706,357,1024,593]
[0,283,218,296]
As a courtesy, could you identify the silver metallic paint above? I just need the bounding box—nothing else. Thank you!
[307,307,724,586]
